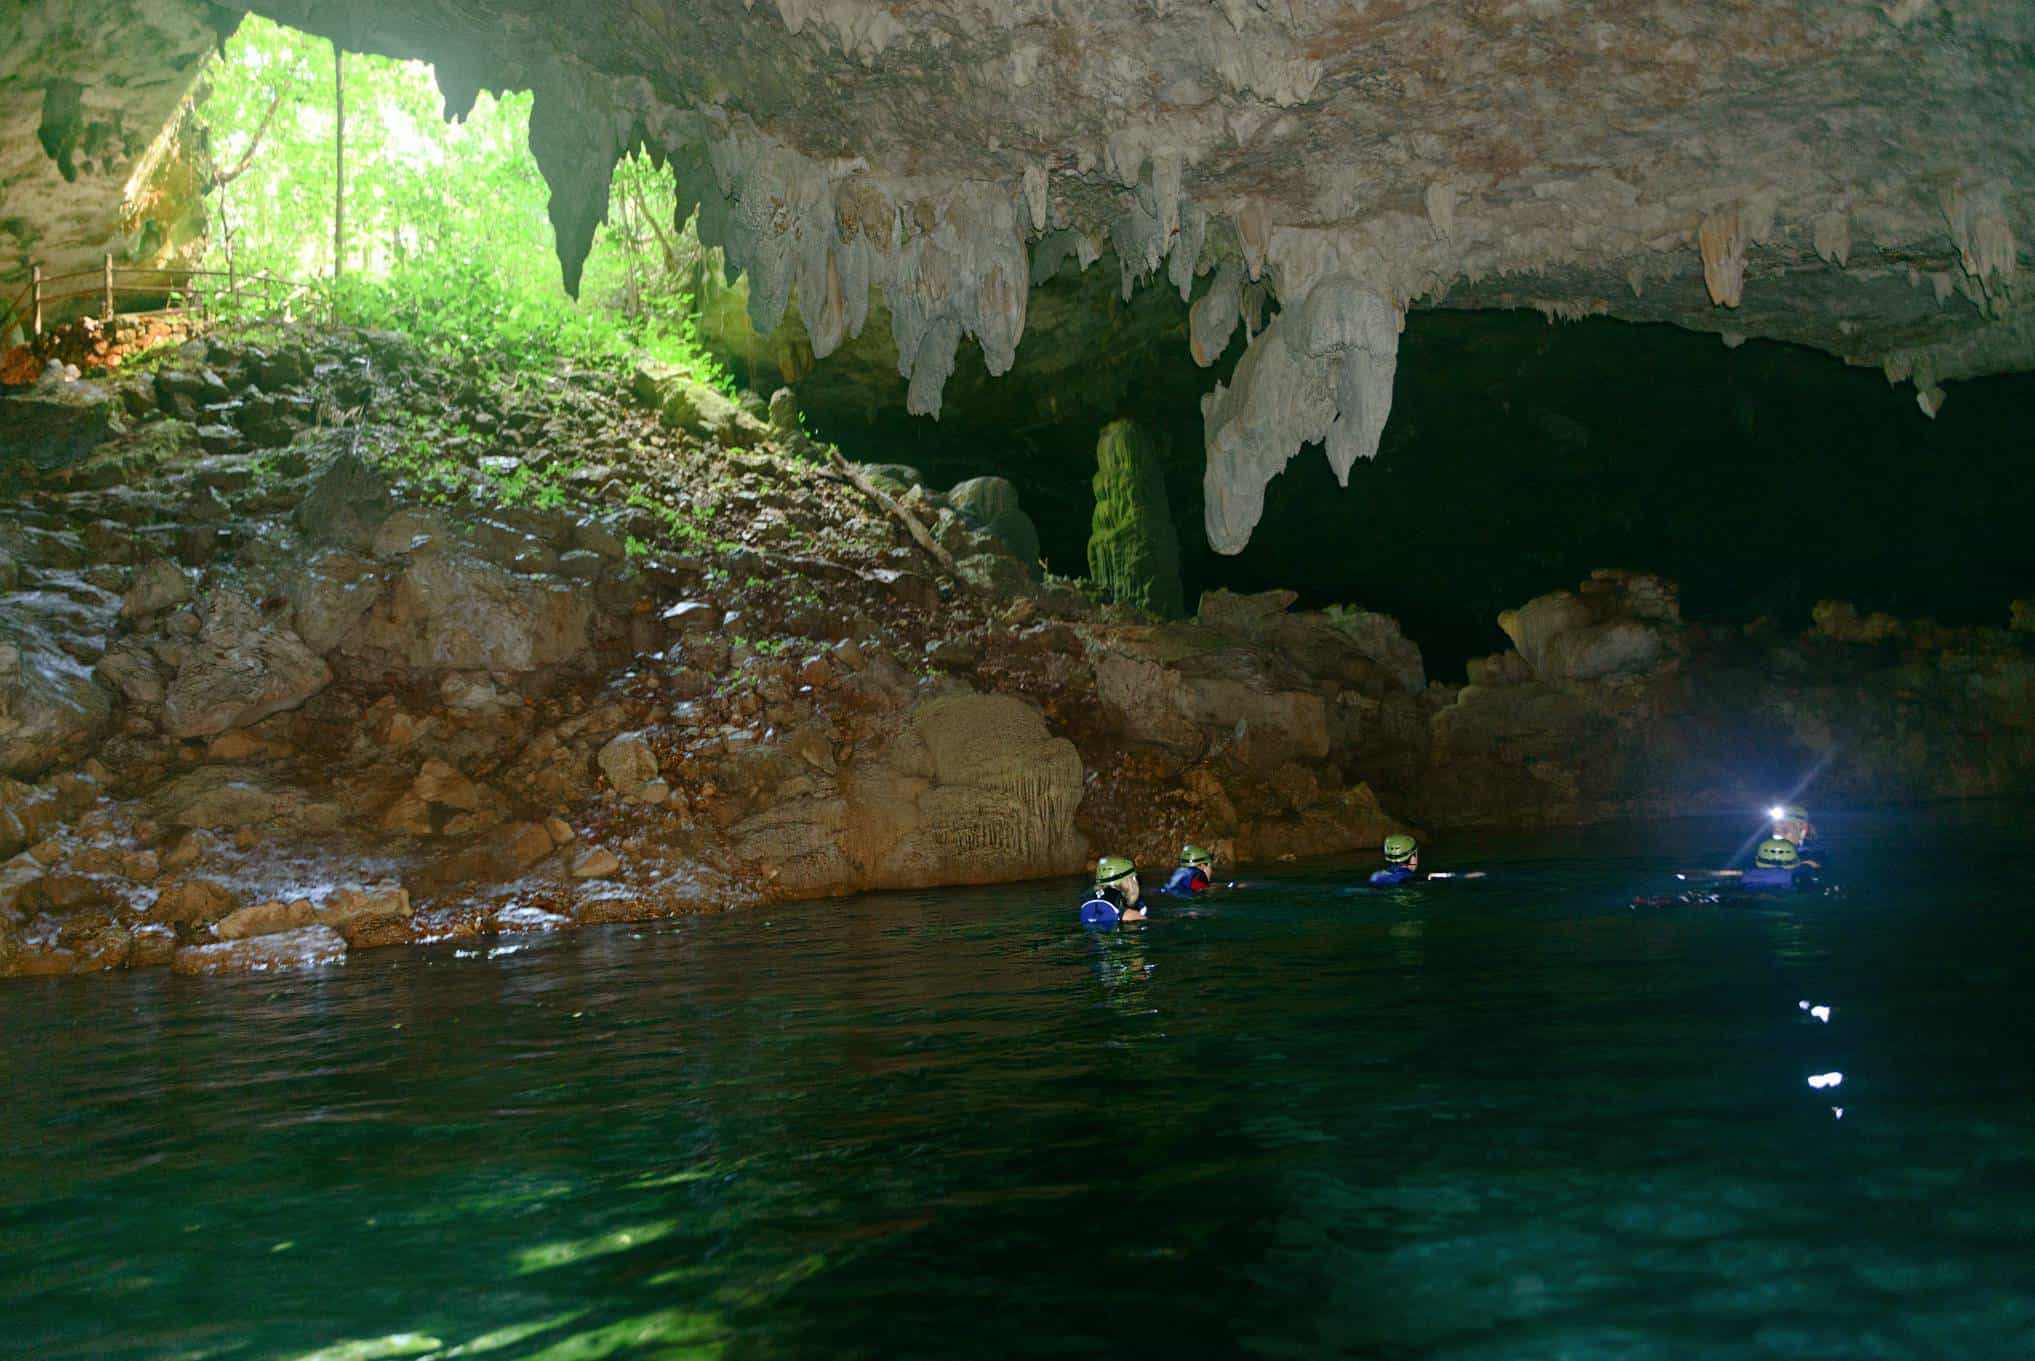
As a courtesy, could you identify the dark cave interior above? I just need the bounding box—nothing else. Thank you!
[773,288,2035,679]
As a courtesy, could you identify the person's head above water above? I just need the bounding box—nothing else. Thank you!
[1095,854,1141,905]
[1382,833,1418,869]
[1179,844,1214,872]
[1769,803,1814,846]
[1755,837,1801,869]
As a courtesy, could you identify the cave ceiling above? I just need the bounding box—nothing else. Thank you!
[15,0,2035,549]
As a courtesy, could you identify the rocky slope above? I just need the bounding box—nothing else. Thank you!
[0,324,1421,978]
[5,324,2033,979]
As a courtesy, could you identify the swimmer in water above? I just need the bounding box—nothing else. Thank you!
[1368,834,1485,886]
[1161,844,1217,895]
[1080,855,1147,926]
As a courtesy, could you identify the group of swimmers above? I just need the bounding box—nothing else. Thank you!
[1079,804,1828,927]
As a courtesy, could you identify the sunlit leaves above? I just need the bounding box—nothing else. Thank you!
[197,16,735,393]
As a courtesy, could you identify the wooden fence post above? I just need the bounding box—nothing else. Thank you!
[31,263,42,337]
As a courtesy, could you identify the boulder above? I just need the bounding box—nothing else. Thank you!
[1088,419,1184,618]
[1,779,63,859]
[1498,571,1680,685]
[172,925,346,976]
[597,730,663,803]
[1322,605,1427,695]
[731,692,1085,895]
[982,507,1041,574]
[1091,632,1330,770]
[285,549,383,653]
[860,463,924,491]
[0,598,115,779]
[947,476,1022,527]
[0,380,125,472]
[1196,589,1298,637]
[121,559,193,618]
[343,550,592,674]
[295,452,392,553]
[632,359,770,445]
[216,898,318,940]
[1813,599,1903,645]
[147,878,239,924]
[161,591,333,738]
[1198,596,1424,697]
[151,767,310,830]
[570,846,621,879]
[954,551,1030,599]
[318,883,411,930]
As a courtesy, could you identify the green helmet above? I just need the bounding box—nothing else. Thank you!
[1181,843,1213,869]
[1755,837,1800,869]
[1095,855,1137,888]
[1382,833,1418,864]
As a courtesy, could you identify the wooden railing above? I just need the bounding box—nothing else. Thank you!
[4,255,319,337]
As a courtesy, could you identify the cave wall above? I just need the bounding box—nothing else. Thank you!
[0,1,228,333]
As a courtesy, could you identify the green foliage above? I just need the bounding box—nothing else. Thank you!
[200,16,734,391]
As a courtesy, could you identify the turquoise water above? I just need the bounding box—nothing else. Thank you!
[5,810,2034,1360]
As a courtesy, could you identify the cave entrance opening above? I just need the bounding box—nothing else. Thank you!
[185,13,733,392]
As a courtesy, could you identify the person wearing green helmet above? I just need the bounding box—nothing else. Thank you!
[1768,804,1826,869]
[1741,837,1808,891]
[1162,843,1218,895]
[1368,833,1483,886]
[1080,855,1147,927]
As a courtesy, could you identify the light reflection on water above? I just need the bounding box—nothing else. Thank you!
[3,809,2034,1360]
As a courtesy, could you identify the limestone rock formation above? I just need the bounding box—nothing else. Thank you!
[161,589,334,738]
[728,691,1086,896]
[1088,419,1184,619]
[1,1,225,330]
[0,0,1959,549]
[172,924,347,976]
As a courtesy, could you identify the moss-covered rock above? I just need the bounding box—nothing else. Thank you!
[1088,419,1183,619]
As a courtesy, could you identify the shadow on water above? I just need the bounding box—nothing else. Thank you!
[4,807,2035,1360]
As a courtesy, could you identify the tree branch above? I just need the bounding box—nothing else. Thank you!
[214,87,285,188]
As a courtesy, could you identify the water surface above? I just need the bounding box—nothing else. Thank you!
[5,810,2034,1360]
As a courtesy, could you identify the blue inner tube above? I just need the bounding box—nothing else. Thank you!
[1078,897,1121,929]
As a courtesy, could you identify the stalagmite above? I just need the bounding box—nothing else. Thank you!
[1089,420,1185,618]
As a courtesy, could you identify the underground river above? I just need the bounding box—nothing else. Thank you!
[5,807,2034,1360]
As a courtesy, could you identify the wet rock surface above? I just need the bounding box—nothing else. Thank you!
[3,324,2033,980]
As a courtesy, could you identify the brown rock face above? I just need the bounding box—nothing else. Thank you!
[171,924,347,976]
[730,691,1085,896]
[160,591,333,739]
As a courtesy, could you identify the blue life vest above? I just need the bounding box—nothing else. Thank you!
[1739,866,1799,892]
[1162,865,1210,895]
[1079,896,1122,928]
[1369,865,1417,887]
